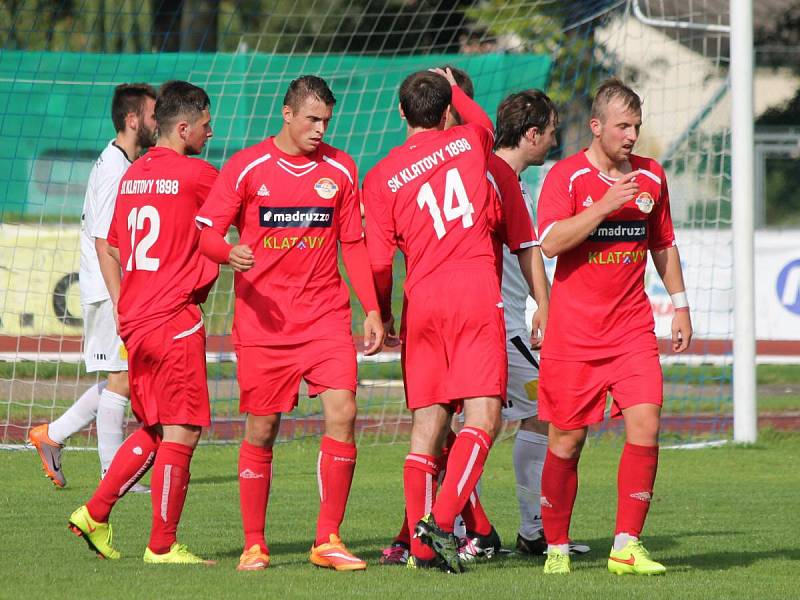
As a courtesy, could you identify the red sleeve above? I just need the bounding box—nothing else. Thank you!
[486,183,505,244]
[336,160,364,243]
[491,167,536,253]
[373,265,393,323]
[341,239,379,314]
[537,164,576,241]
[451,85,494,134]
[196,158,242,235]
[199,227,232,264]
[519,180,540,241]
[449,87,494,160]
[107,195,120,248]
[362,168,397,268]
[648,166,676,251]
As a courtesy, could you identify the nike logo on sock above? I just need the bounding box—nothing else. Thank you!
[239,469,265,479]
[629,491,652,502]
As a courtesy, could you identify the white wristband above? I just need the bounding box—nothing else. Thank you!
[670,291,689,309]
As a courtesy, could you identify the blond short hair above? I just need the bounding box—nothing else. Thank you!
[591,78,642,121]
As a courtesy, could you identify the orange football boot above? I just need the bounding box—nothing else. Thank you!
[309,534,367,571]
[237,544,270,571]
[28,424,66,488]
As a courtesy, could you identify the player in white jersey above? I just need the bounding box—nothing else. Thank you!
[28,84,157,489]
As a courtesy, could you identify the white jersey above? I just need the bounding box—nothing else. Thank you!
[502,179,538,337]
[79,141,132,304]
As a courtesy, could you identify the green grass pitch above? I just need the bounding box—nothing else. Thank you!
[3,433,798,599]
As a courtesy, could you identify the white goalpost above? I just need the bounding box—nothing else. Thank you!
[729,0,757,443]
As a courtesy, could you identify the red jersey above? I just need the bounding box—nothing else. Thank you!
[537,151,675,360]
[486,153,538,282]
[363,122,497,292]
[107,146,219,340]
[196,137,362,346]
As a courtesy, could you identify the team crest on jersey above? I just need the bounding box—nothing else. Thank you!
[582,196,594,207]
[257,184,270,197]
[635,192,654,214]
[314,177,338,200]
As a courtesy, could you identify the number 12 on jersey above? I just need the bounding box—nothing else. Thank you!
[416,167,475,239]
[126,206,160,271]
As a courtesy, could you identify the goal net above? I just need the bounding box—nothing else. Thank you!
[0,0,734,447]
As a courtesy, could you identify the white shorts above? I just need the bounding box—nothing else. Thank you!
[82,299,128,373]
[501,333,539,421]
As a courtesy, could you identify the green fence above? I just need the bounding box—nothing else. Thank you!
[0,51,550,219]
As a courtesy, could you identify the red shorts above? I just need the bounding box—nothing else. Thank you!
[538,349,663,430]
[126,305,210,428]
[237,337,357,416]
[403,267,507,410]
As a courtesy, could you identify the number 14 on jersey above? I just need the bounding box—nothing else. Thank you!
[416,167,475,239]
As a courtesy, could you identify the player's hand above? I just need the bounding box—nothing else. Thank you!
[363,311,385,356]
[530,303,548,350]
[228,244,255,272]
[428,67,457,86]
[382,315,401,348]
[600,170,640,212]
[671,309,693,353]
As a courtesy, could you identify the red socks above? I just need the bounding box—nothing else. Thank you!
[439,430,457,466]
[541,450,579,546]
[404,453,439,560]
[86,426,160,523]
[462,491,492,536]
[394,513,411,546]
[238,440,273,554]
[148,442,194,554]
[615,443,659,537]
[447,432,493,537]
[432,427,492,532]
[540,443,658,545]
[315,436,357,546]
[394,433,453,547]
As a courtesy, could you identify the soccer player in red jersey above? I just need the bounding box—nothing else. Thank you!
[536,79,692,575]
[441,80,592,561]
[378,74,557,567]
[68,81,219,565]
[196,75,383,572]
[363,69,505,573]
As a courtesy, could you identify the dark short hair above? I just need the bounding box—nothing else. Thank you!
[283,75,336,111]
[441,65,474,99]
[155,80,210,132]
[591,78,642,121]
[494,90,558,150]
[399,70,452,129]
[111,83,157,133]
[441,65,474,125]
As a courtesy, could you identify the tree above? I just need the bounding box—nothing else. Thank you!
[464,0,620,155]
[222,0,471,54]
[180,0,218,51]
[0,0,150,52]
[1,0,475,54]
